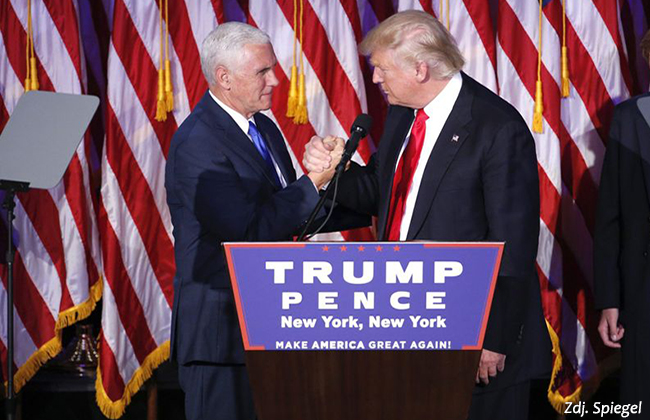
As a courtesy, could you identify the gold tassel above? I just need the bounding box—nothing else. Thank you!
[532,0,543,133]
[561,46,570,97]
[287,0,299,118]
[155,68,167,121]
[164,59,174,112]
[533,81,544,133]
[155,0,167,121]
[163,0,173,112]
[293,73,308,124]
[24,0,33,92]
[292,0,307,125]
[560,0,569,97]
[286,65,298,117]
[24,29,31,92]
[29,57,39,91]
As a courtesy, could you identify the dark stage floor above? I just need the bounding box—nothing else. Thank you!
[1,361,624,420]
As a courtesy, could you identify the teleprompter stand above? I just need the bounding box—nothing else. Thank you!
[0,91,98,420]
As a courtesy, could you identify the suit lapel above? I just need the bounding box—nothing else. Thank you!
[198,92,281,189]
[377,107,416,240]
[406,73,473,240]
[635,96,650,207]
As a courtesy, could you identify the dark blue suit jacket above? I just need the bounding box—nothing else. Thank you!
[336,73,551,388]
[165,91,321,364]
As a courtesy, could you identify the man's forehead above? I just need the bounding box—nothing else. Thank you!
[370,48,393,66]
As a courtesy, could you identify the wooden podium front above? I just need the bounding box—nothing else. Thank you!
[224,241,504,420]
[246,350,480,420]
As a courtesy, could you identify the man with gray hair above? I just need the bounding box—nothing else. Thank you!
[165,22,343,420]
[304,10,550,420]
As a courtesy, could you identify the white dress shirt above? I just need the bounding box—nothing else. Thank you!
[395,72,463,240]
[209,90,287,187]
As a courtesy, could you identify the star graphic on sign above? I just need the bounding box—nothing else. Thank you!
[393,245,401,251]
[357,245,365,252]
[322,246,329,252]
[340,245,348,252]
[375,245,383,252]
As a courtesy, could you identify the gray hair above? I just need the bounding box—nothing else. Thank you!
[200,22,271,86]
[359,10,464,79]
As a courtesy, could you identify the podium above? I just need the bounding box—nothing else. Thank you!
[224,242,503,420]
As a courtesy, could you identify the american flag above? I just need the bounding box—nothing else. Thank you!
[0,0,102,395]
[1,0,648,418]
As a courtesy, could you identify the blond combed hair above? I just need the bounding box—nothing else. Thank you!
[359,10,465,80]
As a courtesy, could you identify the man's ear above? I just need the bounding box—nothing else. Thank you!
[415,61,429,83]
[215,66,231,90]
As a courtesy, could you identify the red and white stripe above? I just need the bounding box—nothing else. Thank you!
[0,0,101,393]
[96,0,219,416]
[497,0,631,410]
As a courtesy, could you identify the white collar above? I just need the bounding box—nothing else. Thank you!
[421,72,463,117]
[208,90,253,134]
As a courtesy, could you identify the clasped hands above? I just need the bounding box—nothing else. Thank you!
[304,135,346,190]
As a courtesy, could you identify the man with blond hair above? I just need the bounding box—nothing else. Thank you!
[595,29,650,418]
[304,10,550,420]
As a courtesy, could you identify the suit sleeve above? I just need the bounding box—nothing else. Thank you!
[169,131,321,241]
[593,109,622,310]
[481,120,540,355]
[335,155,381,217]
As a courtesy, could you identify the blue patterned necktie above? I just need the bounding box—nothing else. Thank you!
[248,121,281,187]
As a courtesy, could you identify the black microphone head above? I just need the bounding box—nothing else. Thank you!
[350,113,373,136]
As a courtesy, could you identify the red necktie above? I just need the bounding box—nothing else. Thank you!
[386,109,429,241]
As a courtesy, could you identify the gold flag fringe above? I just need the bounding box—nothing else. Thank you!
[96,341,170,419]
[2,280,103,396]
[56,279,103,330]
[2,335,62,397]
[545,320,581,413]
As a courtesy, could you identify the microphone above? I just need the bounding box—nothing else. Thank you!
[296,114,373,241]
[335,113,373,174]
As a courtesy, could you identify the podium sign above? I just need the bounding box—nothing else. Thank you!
[224,242,503,351]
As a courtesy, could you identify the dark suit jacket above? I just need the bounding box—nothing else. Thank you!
[165,91,322,365]
[594,94,650,404]
[595,93,650,315]
[337,73,550,388]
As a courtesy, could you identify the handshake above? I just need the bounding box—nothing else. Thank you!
[303,135,347,190]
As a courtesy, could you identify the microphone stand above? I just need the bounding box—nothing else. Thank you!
[296,162,347,242]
